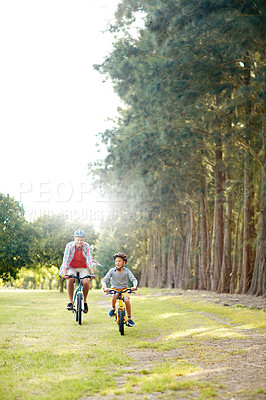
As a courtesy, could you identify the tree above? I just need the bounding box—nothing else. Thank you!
[91,0,266,295]
[0,193,33,281]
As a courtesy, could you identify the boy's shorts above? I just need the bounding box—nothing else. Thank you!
[112,288,130,299]
[67,267,90,278]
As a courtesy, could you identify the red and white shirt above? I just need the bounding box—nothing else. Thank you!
[69,247,87,269]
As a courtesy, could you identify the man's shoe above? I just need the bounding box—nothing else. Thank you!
[127,319,135,327]
[83,303,88,314]
[66,302,73,310]
[108,308,115,317]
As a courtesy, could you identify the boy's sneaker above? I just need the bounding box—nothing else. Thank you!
[108,308,115,317]
[66,302,73,310]
[127,319,135,327]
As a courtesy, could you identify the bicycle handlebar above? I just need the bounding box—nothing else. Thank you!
[65,274,92,280]
[106,288,137,295]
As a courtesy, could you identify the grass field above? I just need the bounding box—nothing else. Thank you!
[0,288,265,400]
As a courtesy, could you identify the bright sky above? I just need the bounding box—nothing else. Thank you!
[0,0,121,224]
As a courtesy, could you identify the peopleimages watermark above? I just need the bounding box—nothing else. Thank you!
[25,207,161,221]
[19,180,95,203]
[18,179,163,204]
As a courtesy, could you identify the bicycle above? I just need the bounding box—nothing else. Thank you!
[66,273,91,325]
[107,288,137,335]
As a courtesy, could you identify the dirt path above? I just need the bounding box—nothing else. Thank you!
[82,291,266,400]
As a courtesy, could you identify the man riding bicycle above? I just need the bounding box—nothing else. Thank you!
[59,230,96,313]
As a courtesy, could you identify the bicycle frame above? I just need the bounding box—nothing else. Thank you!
[66,273,91,325]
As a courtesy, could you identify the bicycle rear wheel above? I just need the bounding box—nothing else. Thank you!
[77,292,83,325]
[118,309,124,335]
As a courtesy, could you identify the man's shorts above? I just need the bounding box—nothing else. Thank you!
[67,267,90,278]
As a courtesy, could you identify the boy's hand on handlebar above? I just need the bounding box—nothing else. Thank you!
[103,288,110,293]
[131,287,137,291]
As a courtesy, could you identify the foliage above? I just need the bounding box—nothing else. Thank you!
[92,0,266,294]
[0,212,98,288]
[0,193,34,281]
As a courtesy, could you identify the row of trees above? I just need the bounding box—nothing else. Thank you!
[0,193,98,289]
[92,0,265,295]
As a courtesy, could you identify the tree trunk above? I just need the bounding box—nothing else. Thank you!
[140,237,148,287]
[147,233,155,287]
[59,277,64,293]
[242,162,255,293]
[230,205,241,293]
[236,220,244,294]
[155,232,160,287]
[218,173,232,293]
[168,238,176,288]
[182,209,193,289]
[242,61,256,294]
[213,135,224,291]
[193,215,200,290]
[206,208,211,291]
[176,236,184,289]
[248,122,266,296]
[175,212,185,288]
[161,223,168,287]
[210,204,216,291]
[200,185,208,289]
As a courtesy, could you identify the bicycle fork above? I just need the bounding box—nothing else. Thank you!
[116,298,127,324]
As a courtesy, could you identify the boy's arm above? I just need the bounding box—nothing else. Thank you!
[127,270,138,289]
[102,269,112,290]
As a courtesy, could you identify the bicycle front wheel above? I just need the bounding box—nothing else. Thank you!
[77,292,83,325]
[118,309,124,335]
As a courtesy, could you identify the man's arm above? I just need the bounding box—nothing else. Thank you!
[61,243,71,277]
[84,243,96,277]
[85,243,94,270]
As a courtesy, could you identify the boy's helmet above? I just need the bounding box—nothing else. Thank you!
[113,252,127,264]
[74,230,85,238]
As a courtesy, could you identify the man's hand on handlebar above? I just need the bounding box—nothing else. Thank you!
[131,286,137,291]
[103,287,110,293]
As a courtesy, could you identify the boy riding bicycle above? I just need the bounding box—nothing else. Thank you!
[102,252,137,326]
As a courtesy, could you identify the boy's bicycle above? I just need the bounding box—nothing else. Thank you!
[66,273,91,325]
[107,288,136,335]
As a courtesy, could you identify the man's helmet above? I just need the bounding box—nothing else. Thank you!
[113,252,127,264]
[74,230,85,238]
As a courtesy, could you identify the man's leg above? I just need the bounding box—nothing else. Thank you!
[82,278,90,302]
[68,278,75,303]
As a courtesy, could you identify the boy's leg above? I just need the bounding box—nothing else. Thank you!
[123,296,131,318]
[108,294,118,317]
[111,294,118,308]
